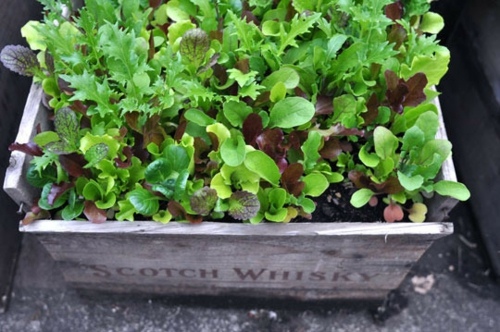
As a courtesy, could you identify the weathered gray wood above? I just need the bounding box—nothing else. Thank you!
[20,219,452,236]
[4,84,457,300]
[3,84,47,212]
[35,229,441,300]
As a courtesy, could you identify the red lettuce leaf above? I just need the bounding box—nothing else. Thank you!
[84,201,107,224]
[9,142,43,156]
[281,163,305,197]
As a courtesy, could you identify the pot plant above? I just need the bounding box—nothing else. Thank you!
[2,0,469,300]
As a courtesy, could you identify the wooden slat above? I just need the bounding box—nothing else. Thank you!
[34,230,438,300]
[3,84,47,212]
[21,220,452,236]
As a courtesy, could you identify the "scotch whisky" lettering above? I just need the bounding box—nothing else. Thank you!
[82,265,380,283]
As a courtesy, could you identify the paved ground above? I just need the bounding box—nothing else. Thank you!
[0,202,499,332]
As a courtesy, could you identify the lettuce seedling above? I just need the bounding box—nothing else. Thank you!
[2,0,469,224]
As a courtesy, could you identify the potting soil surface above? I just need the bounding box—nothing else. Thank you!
[1,202,499,332]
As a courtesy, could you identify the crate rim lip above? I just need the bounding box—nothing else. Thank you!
[19,219,453,236]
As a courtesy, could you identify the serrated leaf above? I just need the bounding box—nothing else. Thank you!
[61,71,118,117]
[227,68,259,88]
[278,13,321,54]
[98,23,150,83]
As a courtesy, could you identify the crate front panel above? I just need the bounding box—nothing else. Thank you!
[36,232,437,300]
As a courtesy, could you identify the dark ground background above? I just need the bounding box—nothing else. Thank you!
[2,1,500,331]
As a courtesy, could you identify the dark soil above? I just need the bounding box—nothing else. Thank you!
[306,182,386,223]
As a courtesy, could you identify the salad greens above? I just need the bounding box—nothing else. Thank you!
[1,0,469,224]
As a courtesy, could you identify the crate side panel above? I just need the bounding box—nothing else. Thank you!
[36,232,435,300]
[3,84,48,211]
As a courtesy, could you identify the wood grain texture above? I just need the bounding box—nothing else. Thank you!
[21,220,452,236]
[35,230,440,300]
[4,84,456,300]
[3,84,47,212]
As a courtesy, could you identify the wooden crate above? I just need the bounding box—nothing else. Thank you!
[3,84,456,301]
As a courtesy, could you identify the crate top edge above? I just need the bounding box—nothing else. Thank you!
[20,220,453,237]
